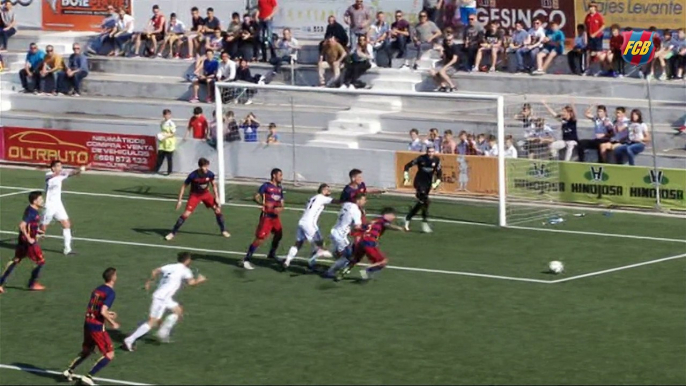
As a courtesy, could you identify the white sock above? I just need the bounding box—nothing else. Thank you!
[285,246,298,264]
[158,314,179,337]
[126,322,151,343]
[63,228,72,250]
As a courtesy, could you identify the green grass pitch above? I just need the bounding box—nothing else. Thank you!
[0,167,684,385]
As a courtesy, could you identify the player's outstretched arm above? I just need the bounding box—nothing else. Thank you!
[187,274,207,286]
[144,268,161,291]
[100,305,120,330]
[366,188,387,195]
[385,223,408,232]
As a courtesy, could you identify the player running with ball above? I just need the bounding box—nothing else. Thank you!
[123,252,206,350]
[402,145,442,233]
[165,158,230,240]
[42,160,86,255]
[282,183,335,270]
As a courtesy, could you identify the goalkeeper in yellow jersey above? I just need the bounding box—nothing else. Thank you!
[402,145,442,233]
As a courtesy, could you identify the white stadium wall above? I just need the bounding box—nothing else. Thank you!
[9,0,41,29]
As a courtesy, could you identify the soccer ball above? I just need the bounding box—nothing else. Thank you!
[548,261,564,274]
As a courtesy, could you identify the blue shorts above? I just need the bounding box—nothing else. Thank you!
[460,7,476,26]
[588,37,603,52]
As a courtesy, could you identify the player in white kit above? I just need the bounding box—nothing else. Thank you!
[282,184,336,270]
[325,194,366,278]
[42,160,85,255]
[122,252,206,350]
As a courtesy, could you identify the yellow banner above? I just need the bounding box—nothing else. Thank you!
[575,0,686,30]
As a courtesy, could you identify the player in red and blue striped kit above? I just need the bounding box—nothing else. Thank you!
[63,267,119,386]
[338,207,406,281]
[241,168,284,270]
[0,191,47,293]
[340,169,384,237]
[165,158,230,240]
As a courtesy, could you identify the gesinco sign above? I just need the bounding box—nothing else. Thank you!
[475,0,576,38]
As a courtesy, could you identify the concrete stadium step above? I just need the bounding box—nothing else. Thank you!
[6,30,93,55]
[83,55,686,100]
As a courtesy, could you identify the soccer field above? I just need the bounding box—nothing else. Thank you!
[0,167,684,385]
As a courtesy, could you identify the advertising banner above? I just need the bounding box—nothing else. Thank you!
[574,0,685,31]
[1,127,157,172]
[7,0,41,28]
[476,0,577,39]
[42,0,132,31]
[395,151,499,196]
[273,0,423,40]
[508,159,686,210]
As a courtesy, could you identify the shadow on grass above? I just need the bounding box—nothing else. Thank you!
[130,228,220,238]
[113,186,178,200]
[7,362,64,383]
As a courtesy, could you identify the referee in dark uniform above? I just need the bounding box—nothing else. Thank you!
[402,145,442,233]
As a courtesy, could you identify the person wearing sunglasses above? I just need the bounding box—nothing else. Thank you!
[410,11,441,69]
[39,45,64,95]
[18,43,45,93]
[56,44,88,97]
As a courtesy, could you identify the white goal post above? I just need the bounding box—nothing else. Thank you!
[214,81,507,227]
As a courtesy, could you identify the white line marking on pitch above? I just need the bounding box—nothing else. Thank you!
[549,253,686,284]
[0,364,152,386]
[0,189,32,198]
[1,185,683,243]
[0,230,551,284]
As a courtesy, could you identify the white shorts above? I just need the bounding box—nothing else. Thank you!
[296,223,321,243]
[42,203,68,225]
[330,230,350,253]
[149,297,179,319]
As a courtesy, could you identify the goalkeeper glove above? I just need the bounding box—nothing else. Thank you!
[431,179,441,190]
[403,171,410,186]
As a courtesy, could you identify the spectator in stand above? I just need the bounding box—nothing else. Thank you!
[188,7,205,59]
[584,2,605,75]
[441,129,457,154]
[108,8,135,57]
[266,122,279,144]
[88,5,117,55]
[475,133,490,155]
[461,14,483,71]
[542,101,578,161]
[318,36,347,87]
[485,134,498,156]
[324,15,349,48]
[200,8,221,45]
[344,0,373,50]
[38,45,63,95]
[423,0,443,26]
[370,12,391,67]
[514,102,535,129]
[224,110,241,142]
[190,49,218,103]
[408,128,423,151]
[217,51,236,81]
[429,30,459,91]
[614,109,650,166]
[0,0,17,52]
[19,43,45,93]
[341,35,372,89]
[185,106,209,140]
[458,0,477,28]
[390,10,411,60]
[235,58,264,105]
[224,12,242,59]
[59,44,88,96]
[639,26,662,80]
[160,13,186,58]
[670,28,686,80]
[474,21,504,72]
[523,118,555,159]
[240,112,260,142]
[596,24,623,77]
[256,0,278,62]
[133,4,166,57]
[456,131,475,155]
[577,104,613,162]
[411,11,442,69]
[155,109,176,176]
[516,18,545,73]
[425,128,442,152]
[504,135,518,158]
[652,29,672,81]
[567,24,587,75]
[205,28,224,55]
[240,14,259,61]
[532,21,565,75]
[270,28,300,74]
[599,106,629,162]
[508,21,530,72]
